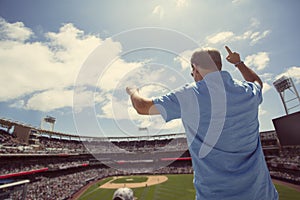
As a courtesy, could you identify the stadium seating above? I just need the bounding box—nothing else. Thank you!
[1,124,300,199]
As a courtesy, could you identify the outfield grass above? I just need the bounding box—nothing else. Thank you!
[78,174,300,200]
[275,183,300,200]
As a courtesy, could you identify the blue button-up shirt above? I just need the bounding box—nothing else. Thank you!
[153,71,278,200]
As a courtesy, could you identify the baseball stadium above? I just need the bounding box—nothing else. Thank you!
[1,110,300,199]
[1,1,300,199]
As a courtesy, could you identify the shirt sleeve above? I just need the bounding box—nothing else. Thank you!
[244,81,263,105]
[152,91,181,122]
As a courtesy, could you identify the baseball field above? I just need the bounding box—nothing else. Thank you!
[76,174,300,200]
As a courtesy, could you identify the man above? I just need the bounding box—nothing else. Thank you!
[126,46,278,199]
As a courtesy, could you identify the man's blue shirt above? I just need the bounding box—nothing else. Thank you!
[153,71,278,200]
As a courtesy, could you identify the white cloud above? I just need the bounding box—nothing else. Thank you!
[0,18,33,42]
[259,73,275,94]
[259,107,267,116]
[0,18,148,114]
[128,104,182,132]
[232,0,243,4]
[206,31,235,44]
[250,18,260,28]
[25,89,73,112]
[96,95,167,131]
[72,87,107,113]
[138,117,182,132]
[205,29,270,46]
[0,20,102,102]
[98,59,143,91]
[260,73,274,82]
[176,0,189,8]
[151,1,188,20]
[276,66,300,84]
[94,69,181,133]
[26,87,108,112]
[97,70,170,120]
[9,100,25,109]
[244,52,270,71]
[98,95,126,119]
[139,83,170,98]
[152,5,165,19]
[262,82,272,94]
[174,49,195,70]
[235,31,252,40]
[250,30,270,45]
[177,27,271,73]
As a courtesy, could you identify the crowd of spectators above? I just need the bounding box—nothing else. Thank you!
[0,130,24,154]
[23,165,194,200]
[154,165,193,175]
[112,138,188,152]
[1,128,300,200]
[25,168,118,200]
[0,163,45,176]
[0,130,11,144]
[266,146,300,184]
[1,131,189,155]
[268,156,300,169]
[83,140,127,154]
[0,160,91,176]
[39,137,86,153]
[270,171,300,184]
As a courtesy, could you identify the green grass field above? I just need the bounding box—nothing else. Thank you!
[78,174,300,200]
[111,176,148,184]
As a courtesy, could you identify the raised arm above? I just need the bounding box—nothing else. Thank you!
[225,46,263,88]
[126,87,160,115]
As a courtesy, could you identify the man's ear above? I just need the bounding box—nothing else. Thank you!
[194,66,201,76]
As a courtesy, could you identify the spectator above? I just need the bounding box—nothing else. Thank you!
[126,46,278,199]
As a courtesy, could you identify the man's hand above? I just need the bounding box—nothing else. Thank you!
[225,46,241,65]
[225,46,263,88]
[125,86,160,115]
[126,87,139,96]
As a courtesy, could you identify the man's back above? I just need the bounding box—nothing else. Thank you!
[128,46,279,200]
[153,70,278,199]
[183,71,278,199]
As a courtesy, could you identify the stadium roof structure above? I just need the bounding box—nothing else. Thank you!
[0,118,36,129]
[0,117,186,141]
[0,117,82,139]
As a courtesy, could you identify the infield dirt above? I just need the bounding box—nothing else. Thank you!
[99,175,168,189]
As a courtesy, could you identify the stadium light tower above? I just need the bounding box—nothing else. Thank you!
[273,76,300,115]
[40,116,56,131]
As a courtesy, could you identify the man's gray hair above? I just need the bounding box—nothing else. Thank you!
[191,49,222,70]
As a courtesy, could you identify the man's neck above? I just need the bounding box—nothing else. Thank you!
[199,68,220,78]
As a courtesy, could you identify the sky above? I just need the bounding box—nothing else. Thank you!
[0,0,300,138]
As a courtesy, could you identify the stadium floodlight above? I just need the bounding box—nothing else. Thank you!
[40,116,56,131]
[273,76,292,92]
[273,76,300,115]
[44,116,56,123]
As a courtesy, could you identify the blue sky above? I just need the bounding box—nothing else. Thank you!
[0,0,300,137]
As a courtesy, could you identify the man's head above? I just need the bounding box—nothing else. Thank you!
[190,49,222,82]
[112,187,135,200]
